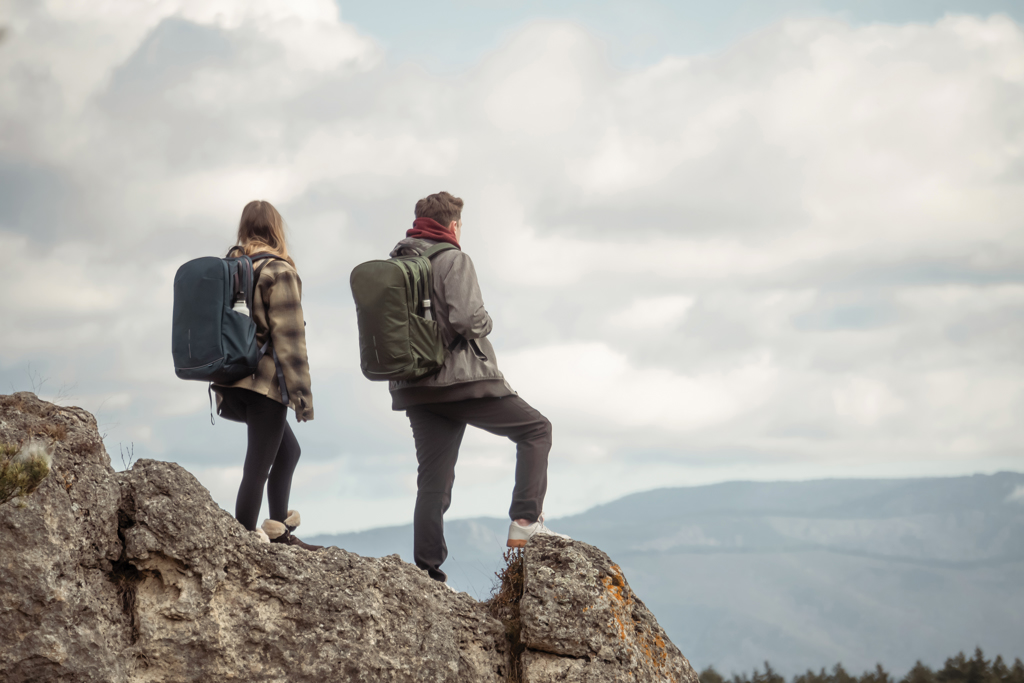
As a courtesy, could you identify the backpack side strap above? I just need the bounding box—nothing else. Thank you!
[254,339,290,407]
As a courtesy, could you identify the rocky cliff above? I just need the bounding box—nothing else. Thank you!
[0,392,698,683]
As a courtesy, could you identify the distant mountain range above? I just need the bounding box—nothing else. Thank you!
[307,473,1024,676]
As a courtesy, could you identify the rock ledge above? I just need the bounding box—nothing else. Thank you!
[0,392,698,683]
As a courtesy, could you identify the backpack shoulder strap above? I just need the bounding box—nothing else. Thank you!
[250,251,284,262]
[251,253,285,283]
[422,243,458,260]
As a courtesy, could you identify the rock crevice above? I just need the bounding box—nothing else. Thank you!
[0,392,697,683]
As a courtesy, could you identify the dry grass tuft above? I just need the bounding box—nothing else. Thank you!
[1,441,52,505]
[488,548,526,683]
[0,394,30,414]
[34,422,67,441]
[47,423,67,441]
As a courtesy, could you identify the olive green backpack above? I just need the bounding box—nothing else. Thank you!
[349,243,457,381]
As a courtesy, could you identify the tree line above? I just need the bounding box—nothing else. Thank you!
[700,648,1024,683]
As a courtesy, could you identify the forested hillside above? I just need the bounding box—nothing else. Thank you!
[701,649,1024,683]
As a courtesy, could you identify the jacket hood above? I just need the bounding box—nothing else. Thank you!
[390,237,436,259]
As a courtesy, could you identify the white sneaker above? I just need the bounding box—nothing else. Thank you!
[507,515,570,548]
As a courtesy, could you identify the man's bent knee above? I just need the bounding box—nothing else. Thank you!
[525,415,552,442]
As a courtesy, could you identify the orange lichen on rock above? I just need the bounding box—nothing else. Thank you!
[601,567,632,642]
[601,563,676,676]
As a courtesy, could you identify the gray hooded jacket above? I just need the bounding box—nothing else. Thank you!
[388,238,515,410]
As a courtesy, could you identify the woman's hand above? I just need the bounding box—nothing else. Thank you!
[295,394,313,422]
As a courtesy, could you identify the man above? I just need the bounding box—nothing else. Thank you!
[389,191,567,584]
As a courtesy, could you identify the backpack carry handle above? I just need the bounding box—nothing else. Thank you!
[222,249,284,306]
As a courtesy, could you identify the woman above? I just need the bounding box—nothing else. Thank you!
[214,200,321,551]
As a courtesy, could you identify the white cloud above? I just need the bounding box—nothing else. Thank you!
[607,295,695,332]
[292,126,461,183]
[503,342,777,431]
[3,235,126,315]
[482,23,603,136]
[190,464,244,507]
[832,377,906,426]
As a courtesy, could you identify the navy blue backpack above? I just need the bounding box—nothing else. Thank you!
[171,249,287,419]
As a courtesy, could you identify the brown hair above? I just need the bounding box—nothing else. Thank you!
[233,200,295,267]
[414,191,463,227]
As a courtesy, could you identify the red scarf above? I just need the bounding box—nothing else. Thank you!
[407,217,461,249]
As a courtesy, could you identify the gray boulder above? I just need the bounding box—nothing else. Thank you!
[0,392,696,682]
[521,536,698,683]
[0,392,127,683]
[118,458,506,682]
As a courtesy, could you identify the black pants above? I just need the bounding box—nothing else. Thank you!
[219,387,302,532]
[406,395,552,582]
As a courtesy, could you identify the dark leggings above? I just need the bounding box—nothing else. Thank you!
[220,387,302,531]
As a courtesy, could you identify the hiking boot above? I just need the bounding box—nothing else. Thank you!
[507,515,569,548]
[261,510,324,551]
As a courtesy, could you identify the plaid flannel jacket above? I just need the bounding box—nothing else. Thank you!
[217,259,313,420]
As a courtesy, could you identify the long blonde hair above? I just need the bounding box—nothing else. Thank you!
[233,200,296,267]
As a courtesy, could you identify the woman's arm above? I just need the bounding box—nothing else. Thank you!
[265,266,314,421]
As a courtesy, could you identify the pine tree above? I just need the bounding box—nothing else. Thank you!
[862,664,893,683]
[992,656,1010,683]
[794,668,833,683]
[762,662,786,683]
[903,661,938,683]
[701,666,726,683]
[939,652,970,683]
[833,663,858,683]
[747,661,785,683]
[966,648,992,683]
[1009,659,1024,683]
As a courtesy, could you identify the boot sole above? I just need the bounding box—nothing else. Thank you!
[506,538,528,548]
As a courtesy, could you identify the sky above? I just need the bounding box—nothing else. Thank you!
[1,0,1023,535]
